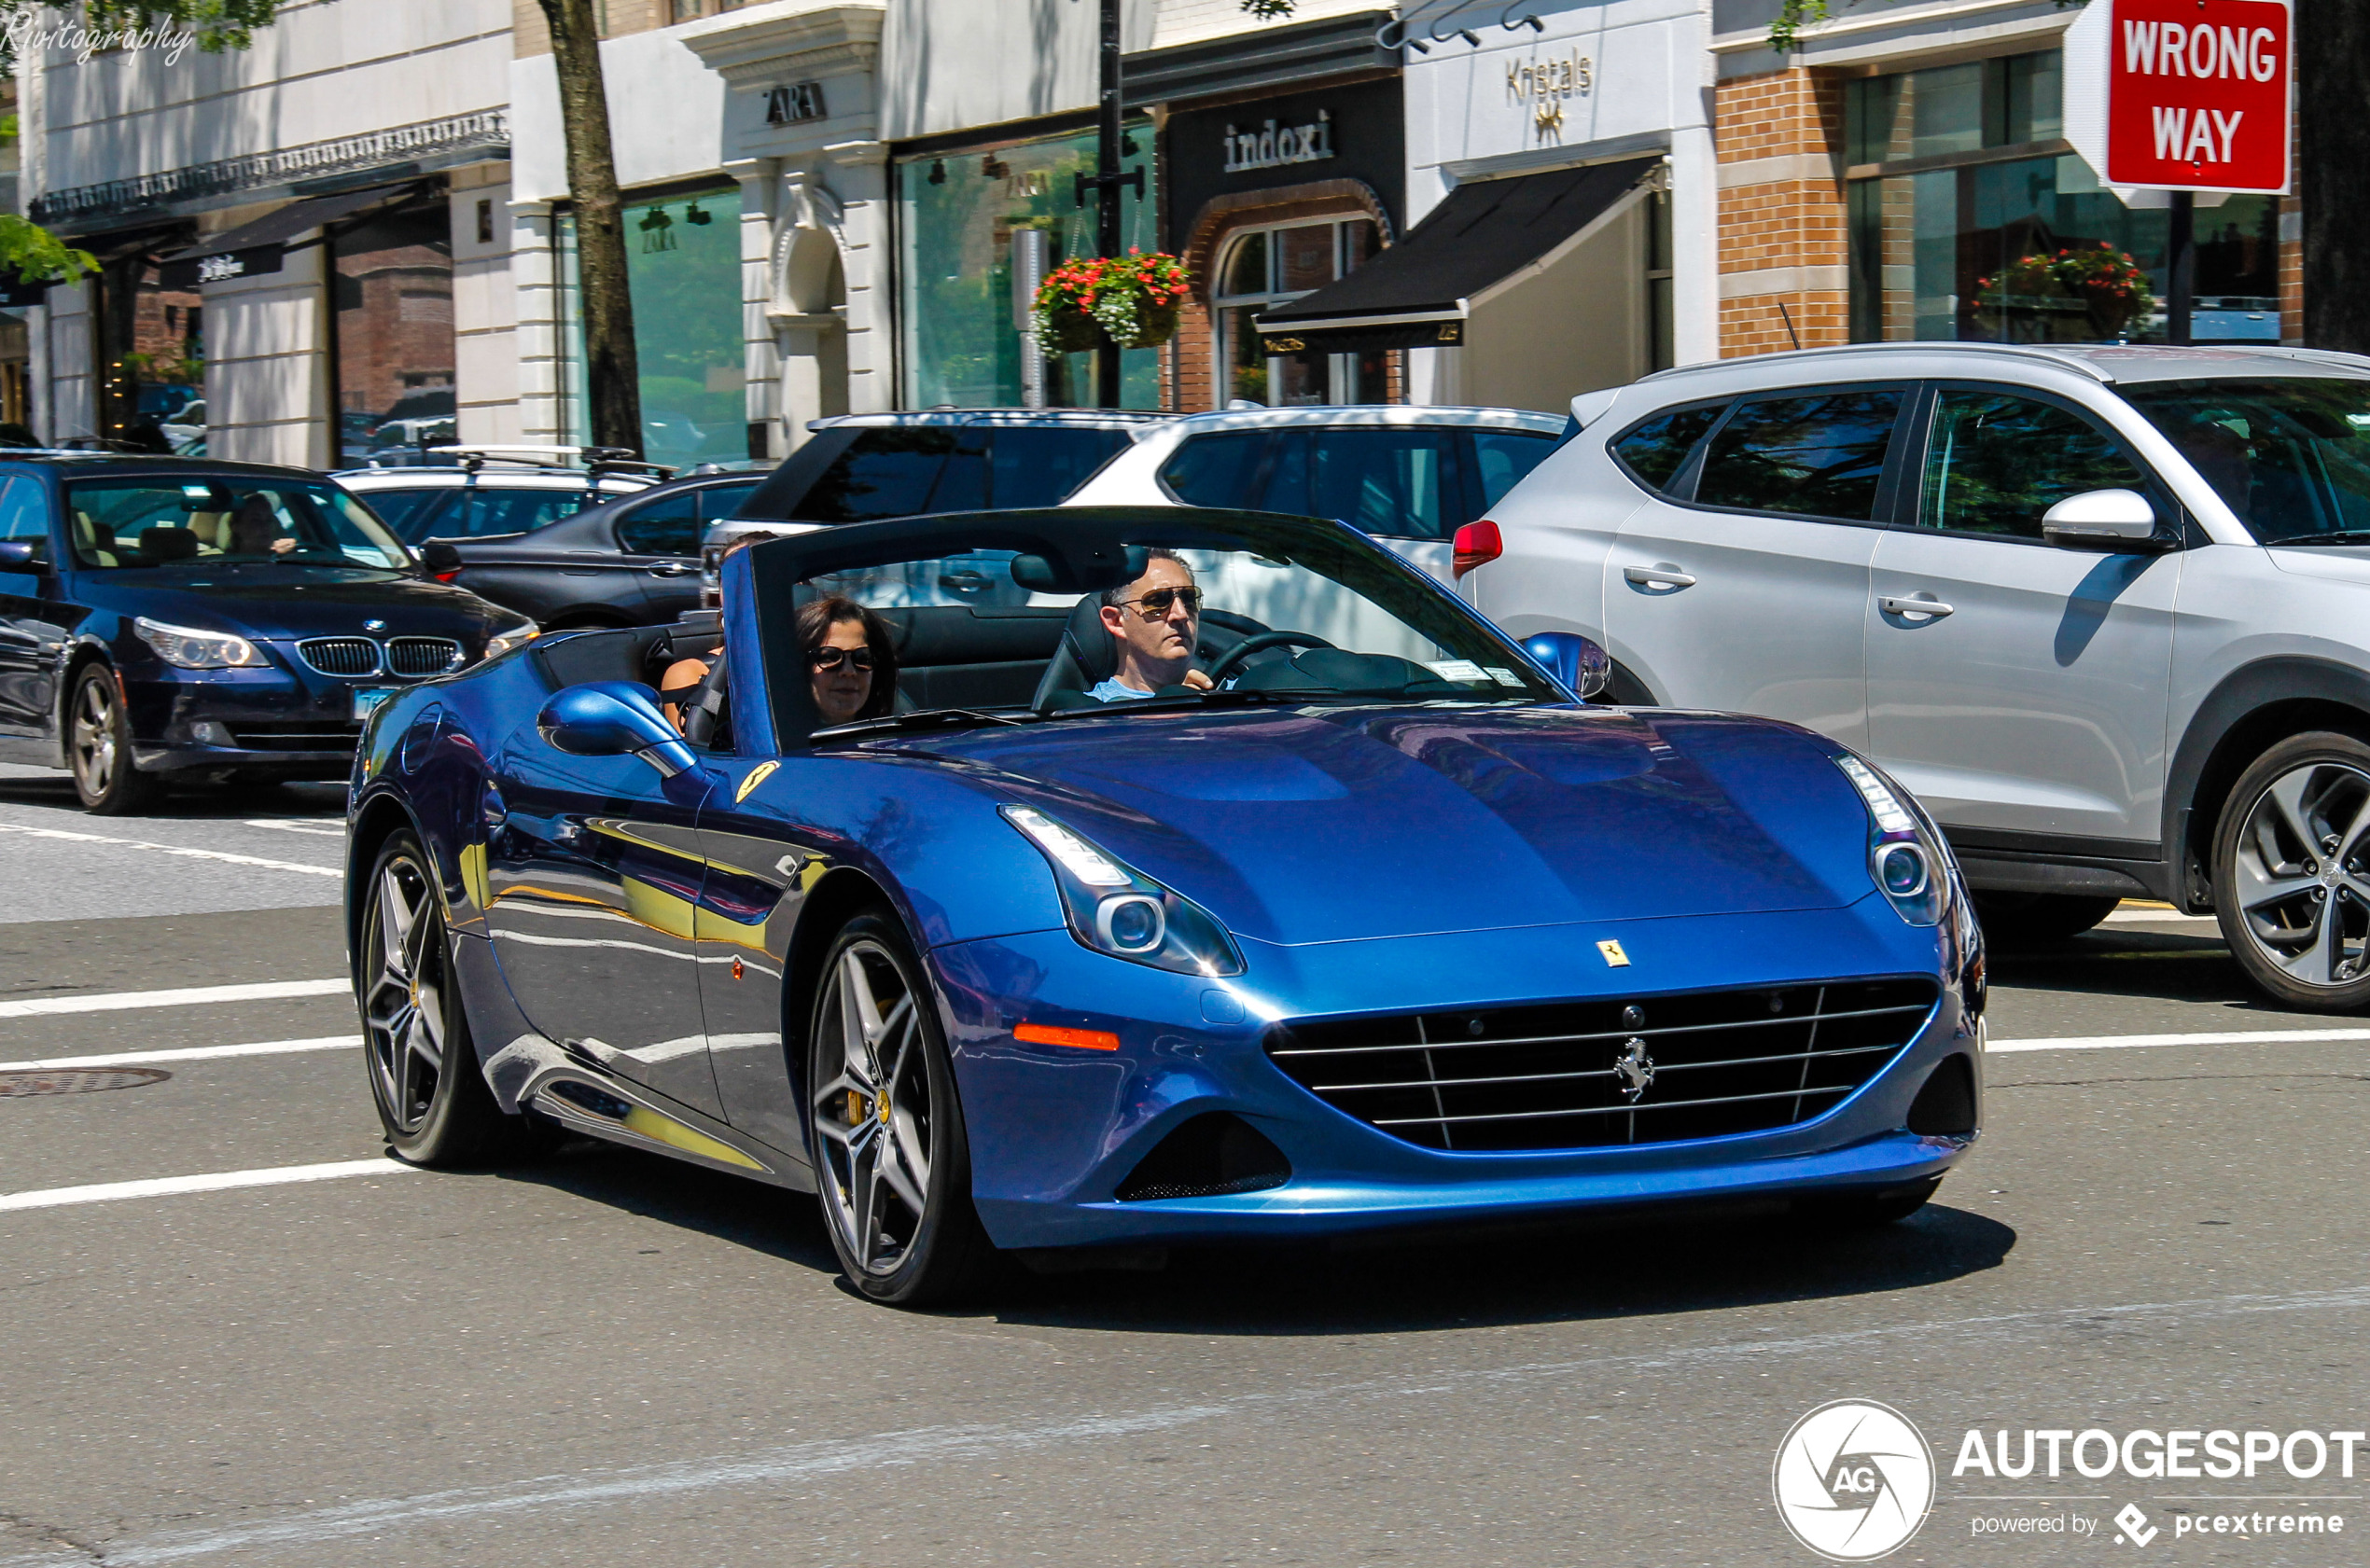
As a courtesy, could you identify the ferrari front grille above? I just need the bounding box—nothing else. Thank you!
[385,636,463,676]
[1264,978,1939,1153]
[297,637,380,676]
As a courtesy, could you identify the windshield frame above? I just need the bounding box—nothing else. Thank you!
[746,506,1568,747]
[2118,375,2370,547]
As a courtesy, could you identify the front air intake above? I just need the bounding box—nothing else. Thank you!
[1113,1113,1290,1202]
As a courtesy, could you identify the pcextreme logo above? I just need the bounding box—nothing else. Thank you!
[1774,1400,1936,1561]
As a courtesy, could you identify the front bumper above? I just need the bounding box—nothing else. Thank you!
[122,647,416,777]
[931,903,1980,1251]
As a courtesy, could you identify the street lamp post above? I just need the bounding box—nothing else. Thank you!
[1074,0,1142,408]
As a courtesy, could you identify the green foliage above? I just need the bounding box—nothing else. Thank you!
[0,213,94,284]
[1240,0,1295,17]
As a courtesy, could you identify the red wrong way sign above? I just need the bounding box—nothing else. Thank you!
[2063,0,2291,194]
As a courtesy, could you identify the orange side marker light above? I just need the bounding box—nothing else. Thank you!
[1014,1022,1121,1051]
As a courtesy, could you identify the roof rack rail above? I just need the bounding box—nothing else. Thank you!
[1638,340,2117,384]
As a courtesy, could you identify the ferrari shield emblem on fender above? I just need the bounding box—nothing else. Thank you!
[1596,939,1631,967]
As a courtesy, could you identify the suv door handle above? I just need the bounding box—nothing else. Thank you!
[646,561,698,577]
[1879,593,1956,619]
[1623,562,1697,590]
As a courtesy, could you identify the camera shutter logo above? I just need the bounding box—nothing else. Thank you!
[1772,1400,1934,1561]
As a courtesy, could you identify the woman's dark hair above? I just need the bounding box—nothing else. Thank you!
[796,594,899,721]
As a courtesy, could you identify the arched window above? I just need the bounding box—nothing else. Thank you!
[1208,217,1386,409]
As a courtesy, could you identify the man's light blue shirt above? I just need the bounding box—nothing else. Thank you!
[1086,677,1153,702]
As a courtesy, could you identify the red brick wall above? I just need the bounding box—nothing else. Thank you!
[1715,67,1849,358]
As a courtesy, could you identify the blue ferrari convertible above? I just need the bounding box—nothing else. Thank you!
[345,506,1984,1304]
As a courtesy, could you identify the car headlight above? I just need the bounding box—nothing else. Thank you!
[483,624,539,660]
[133,616,264,670]
[1000,804,1245,976]
[1833,754,1959,927]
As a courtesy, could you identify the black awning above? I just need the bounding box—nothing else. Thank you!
[1255,157,1660,354]
[157,184,421,288]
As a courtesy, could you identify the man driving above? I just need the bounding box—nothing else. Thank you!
[1088,549,1216,702]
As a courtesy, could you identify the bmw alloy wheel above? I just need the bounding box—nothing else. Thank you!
[811,938,938,1278]
[67,664,157,813]
[70,673,116,797]
[363,851,453,1136]
[2224,753,2370,992]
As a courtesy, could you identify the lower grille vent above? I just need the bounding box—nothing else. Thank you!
[1265,978,1939,1153]
[227,722,363,753]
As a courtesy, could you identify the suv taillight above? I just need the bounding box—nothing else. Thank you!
[1453,519,1503,579]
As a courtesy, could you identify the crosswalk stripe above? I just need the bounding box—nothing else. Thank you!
[0,978,348,1019]
[0,1159,416,1214]
[0,1035,357,1072]
[1989,1027,2370,1054]
[0,821,342,877]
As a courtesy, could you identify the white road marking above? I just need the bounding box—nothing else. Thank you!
[0,1034,357,1072]
[0,821,341,877]
[241,818,347,838]
[2099,909,2220,926]
[1990,1027,2370,1054]
[0,1158,414,1214]
[0,978,347,1019]
[21,1281,2370,1567]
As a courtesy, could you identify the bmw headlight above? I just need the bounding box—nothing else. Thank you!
[1000,804,1245,976]
[483,624,539,660]
[133,616,264,670]
[1833,755,1959,927]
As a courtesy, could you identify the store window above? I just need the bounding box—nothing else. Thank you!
[1845,49,2280,345]
[95,257,204,453]
[331,203,455,466]
[623,186,746,467]
[1209,218,1386,407]
[894,125,1159,409]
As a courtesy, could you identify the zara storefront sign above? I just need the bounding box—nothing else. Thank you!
[1221,110,1334,174]
[2063,0,2291,193]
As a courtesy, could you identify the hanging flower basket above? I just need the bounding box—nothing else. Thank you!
[1031,251,1193,355]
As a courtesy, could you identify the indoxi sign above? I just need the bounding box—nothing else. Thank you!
[2063,0,2291,194]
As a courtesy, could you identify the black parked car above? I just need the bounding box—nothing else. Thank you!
[0,455,537,812]
[423,468,762,631]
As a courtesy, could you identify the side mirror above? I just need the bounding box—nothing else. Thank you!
[1522,631,1613,701]
[0,540,41,570]
[2042,489,2168,552]
[418,541,464,582]
[536,682,697,778]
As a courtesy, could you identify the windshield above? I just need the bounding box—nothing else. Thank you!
[765,516,1563,739]
[2119,378,2370,544]
[66,477,411,570]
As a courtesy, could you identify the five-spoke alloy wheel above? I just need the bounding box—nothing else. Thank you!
[360,830,540,1162]
[68,664,159,814]
[2215,733,2370,1010]
[807,912,994,1305]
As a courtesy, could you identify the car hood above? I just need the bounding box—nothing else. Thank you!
[870,705,1880,946]
[82,565,522,641]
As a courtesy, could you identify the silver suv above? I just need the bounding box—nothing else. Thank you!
[1470,341,2370,1009]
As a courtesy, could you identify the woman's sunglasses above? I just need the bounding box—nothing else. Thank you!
[1125,586,1203,617]
[808,645,875,673]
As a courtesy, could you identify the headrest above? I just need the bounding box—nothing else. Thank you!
[1060,592,1119,686]
[141,526,199,563]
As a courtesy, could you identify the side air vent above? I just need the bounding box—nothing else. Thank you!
[1114,1113,1290,1202]
[1905,1052,1978,1138]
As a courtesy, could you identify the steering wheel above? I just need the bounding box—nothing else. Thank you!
[1206,631,1335,684]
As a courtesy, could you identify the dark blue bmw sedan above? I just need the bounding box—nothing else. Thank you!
[0,454,537,812]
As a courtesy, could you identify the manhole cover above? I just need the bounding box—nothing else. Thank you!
[0,1068,172,1098]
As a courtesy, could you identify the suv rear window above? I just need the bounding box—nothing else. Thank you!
[798,426,1129,522]
[1610,405,1724,494]
[1693,389,1904,520]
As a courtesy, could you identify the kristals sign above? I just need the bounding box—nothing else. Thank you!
[1507,49,1593,142]
[2063,0,2292,193]
[1221,111,1334,174]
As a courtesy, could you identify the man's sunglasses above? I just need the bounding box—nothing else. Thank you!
[808,645,875,673]
[1124,586,1203,617]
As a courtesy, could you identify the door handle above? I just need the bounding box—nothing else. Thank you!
[1623,562,1697,590]
[1879,593,1956,619]
[646,561,698,577]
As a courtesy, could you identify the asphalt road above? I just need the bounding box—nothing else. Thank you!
[2,765,2366,1567]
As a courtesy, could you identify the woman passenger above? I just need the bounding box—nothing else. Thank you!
[798,595,899,728]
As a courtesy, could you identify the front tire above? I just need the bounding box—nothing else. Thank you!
[68,664,160,814]
[806,911,997,1306]
[2213,731,2370,1011]
[360,831,547,1163]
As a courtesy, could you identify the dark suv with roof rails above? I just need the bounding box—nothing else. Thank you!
[0,452,537,812]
